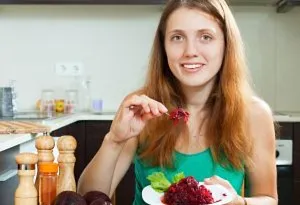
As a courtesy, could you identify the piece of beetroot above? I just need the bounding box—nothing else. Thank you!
[83,191,111,205]
[90,198,112,205]
[169,108,190,125]
[53,191,87,205]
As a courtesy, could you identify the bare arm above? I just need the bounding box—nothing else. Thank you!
[77,132,128,196]
[77,94,168,197]
[109,137,138,197]
[244,99,278,204]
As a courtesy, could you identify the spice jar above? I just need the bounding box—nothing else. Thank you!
[38,162,58,205]
[15,153,38,205]
[64,89,78,114]
[40,89,55,117]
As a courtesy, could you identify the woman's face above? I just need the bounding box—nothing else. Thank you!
[164,7,225,88]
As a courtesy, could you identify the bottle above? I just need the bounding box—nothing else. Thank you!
[35,135,55,199]
[38,162,58,205]
[57,135,77,194]
[81,76,92,112]
[15,153,38,205]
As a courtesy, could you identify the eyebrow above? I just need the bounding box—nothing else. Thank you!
[167,28,217,35]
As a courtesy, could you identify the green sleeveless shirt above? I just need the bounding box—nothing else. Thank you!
[133,148,245,205]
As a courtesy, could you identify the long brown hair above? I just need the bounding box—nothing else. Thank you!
[138,0,254,170]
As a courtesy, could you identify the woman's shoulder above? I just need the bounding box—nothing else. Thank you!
[248,96,273,121]
[247,96,275,140]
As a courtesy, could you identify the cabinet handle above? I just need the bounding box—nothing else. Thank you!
[0,169,18,182]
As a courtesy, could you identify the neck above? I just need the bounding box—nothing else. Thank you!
[181,77,216,113]
[175,78,216,153]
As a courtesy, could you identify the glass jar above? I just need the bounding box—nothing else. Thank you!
[38,162,58,205]
[64,89,78,114]
[40,89,55,116]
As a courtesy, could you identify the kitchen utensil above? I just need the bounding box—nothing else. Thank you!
[0,87,14,117]
[0,121,50,134]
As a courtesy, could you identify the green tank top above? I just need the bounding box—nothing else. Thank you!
[133,148,245,205]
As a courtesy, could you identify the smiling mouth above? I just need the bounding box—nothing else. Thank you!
[181,63,204,70]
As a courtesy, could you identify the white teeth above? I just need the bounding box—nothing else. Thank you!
[182,64,202,69]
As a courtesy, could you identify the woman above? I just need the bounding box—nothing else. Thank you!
[78,0,278,204]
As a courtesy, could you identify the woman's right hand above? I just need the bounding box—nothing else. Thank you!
[108,94,168,143]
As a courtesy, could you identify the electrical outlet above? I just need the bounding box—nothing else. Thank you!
[55,62,84,76]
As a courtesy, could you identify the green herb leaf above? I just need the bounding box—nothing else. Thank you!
[172,172,185,183]
[147,172,171,193]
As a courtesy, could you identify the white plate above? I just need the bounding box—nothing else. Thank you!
[142,182,233,205]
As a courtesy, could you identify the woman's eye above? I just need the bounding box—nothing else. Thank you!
[201,34,213,42]
[171,35,184,41]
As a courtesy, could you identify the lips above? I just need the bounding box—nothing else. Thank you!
[180,63,205,72]
[182,64,204,69]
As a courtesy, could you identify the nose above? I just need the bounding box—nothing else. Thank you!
[184,39,198,58]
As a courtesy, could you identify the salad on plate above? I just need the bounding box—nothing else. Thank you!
[142,172,233,205]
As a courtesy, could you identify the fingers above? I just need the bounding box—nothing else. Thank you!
[204,175,231,189]
[124,94,168,117]
[204,176,240,205]
[141,112,155,121]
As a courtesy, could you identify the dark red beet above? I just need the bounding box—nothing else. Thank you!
[83,191,111,205]
[53,191,87,205]
[163,176,214,205]
[90,198,111,205]
[169,108,190,125]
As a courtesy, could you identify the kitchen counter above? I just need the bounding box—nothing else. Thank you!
[41,112,115,132]
[0,112,115,152]
[0,112,299,152]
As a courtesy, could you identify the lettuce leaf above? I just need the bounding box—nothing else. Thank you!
[147,172,186,193]
[147,172,171,193]
[172,172,185,183]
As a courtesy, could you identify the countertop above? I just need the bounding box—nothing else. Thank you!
[0,112,299,152]
[0,112,115,152]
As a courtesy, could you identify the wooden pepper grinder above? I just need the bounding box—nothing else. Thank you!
[15,152,38,205]
[57,135,77,194]
[35,135,55,194]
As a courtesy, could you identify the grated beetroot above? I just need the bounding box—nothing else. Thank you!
[162,176,214,205]
[169,108,190,125]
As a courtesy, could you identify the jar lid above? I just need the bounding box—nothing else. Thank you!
[39,162,58,173]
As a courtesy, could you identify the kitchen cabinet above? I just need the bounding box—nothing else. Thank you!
[85,121,111,164]
[293,123,300,204]
[0,0,165,4]
[277,122,293,140]
[85,121,135,205]
[293,123,300,181]
[51,120,135,205]
[277,122,300,204]
[276,122,294,205]
[294,181,300,204]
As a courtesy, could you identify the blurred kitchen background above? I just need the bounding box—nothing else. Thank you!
[0,1,299,113]
[0,1,299,205]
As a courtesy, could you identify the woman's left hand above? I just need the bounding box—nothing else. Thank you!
[204,175,245,205]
